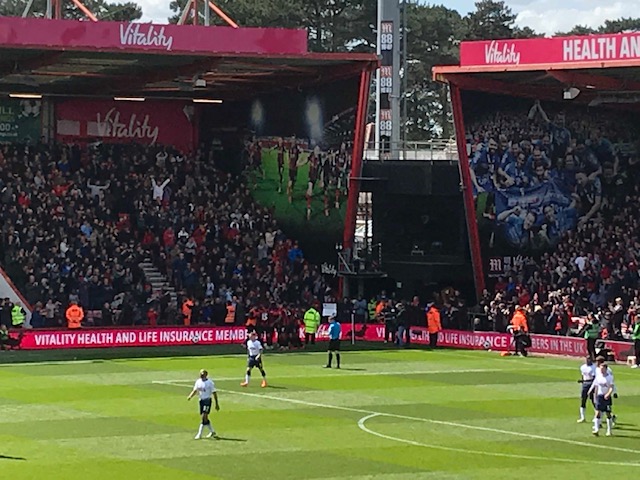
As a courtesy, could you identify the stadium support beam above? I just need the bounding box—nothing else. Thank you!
[450,84,485,300]
[177,0,239,28]
[47,0,97,21]
[546,70,640,92]
[22,0,34,17]
[341,65,374,297]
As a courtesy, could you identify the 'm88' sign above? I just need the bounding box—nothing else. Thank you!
[380,21,393,51]
[379,109,392,137]
[378,21,394,139]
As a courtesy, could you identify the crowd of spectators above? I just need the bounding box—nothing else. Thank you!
[465,98,640,341]
[0,140,331,329]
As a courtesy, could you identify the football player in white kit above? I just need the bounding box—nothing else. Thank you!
[588,362,615,436]
[241,331,268,388]
[187,369,220,439]
[595,355,618,425]
[577,357,596,423]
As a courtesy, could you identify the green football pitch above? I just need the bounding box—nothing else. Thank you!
[1,348,640,480]
[249,148,346,240]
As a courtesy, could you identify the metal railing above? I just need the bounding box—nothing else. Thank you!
[363,139,459,161]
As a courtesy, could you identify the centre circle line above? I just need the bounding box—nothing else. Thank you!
[357,413,640,468]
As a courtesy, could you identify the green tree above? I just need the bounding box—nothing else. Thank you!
[599,17,640,33]
[558,17,640,35]
[403,3,467,140]
[0,0,142,21]
[464,0,517,40]
[169,0,375,53]
[555,25,597,35]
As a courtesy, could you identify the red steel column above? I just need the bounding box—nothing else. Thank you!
[450,84,485,299]
[340,66,373,297]
[343,67,372,252]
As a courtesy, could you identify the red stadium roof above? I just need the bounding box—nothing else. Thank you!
[0,17,377,100]
[433,33,640,104]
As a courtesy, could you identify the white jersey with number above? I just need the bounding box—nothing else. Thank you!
[247,339,263,357]
[593,372,614,396]
[193,378,216,400]
[580,363,596,382]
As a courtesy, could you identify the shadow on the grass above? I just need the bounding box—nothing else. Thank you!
[215,437,247,442]
[614,424,640,432]
[266,385,287,390]
[0,454,26,461]
[608,433,640,439]
[338,367,367,371]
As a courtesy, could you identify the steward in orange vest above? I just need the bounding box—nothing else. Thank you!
[182,298,194,326]
[426,304,442,348]
[510,306,530,356]
[225,301,236,324]
[66,302,84,329]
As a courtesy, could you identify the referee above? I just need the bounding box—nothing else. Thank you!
[324,315,341,369]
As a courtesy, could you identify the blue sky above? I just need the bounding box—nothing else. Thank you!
[136,0,634,36]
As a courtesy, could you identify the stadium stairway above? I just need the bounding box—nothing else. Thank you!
[138,259,177,307]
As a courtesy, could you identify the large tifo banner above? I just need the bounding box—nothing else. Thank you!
[17,326,635,361]
[0,99,41,142]
[55,99,196,152]
[461,91,638,255]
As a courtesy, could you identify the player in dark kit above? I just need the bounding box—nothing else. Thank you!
[287,139,300,203]
[306,149,319,220]
[277,138,286,193]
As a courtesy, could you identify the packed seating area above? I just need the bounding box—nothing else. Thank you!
[0,141,329,328]
[466,99,640,339]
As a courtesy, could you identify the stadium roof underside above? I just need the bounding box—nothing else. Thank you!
[0,17,377,101]
[434,65,640,107]
[433,34,640,107]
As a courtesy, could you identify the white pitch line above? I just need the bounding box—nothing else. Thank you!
[357,413,640,468]
[152,368,520,385]
[150,365,574,385]
[157,380,640,456]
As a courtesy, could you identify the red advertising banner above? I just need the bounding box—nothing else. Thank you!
[56,99,196,152]
[20,326,248,349]
[14,325,636,361]
[0,18,307,56]
[460,33,640,68]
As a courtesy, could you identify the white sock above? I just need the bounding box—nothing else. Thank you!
[593,417,599,431]
[245,374,250,383]
[197,424,204,436]
[606,418,612,433]
[207,423,214,433]
[579,407,585,419]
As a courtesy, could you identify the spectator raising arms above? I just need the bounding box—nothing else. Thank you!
[0,141,330,328]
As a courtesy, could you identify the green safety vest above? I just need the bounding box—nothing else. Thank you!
[11,305,25,327]
[584,322,599,339]
[303,308,320,333]
[368,300,376,320]
[632,323,640,341]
